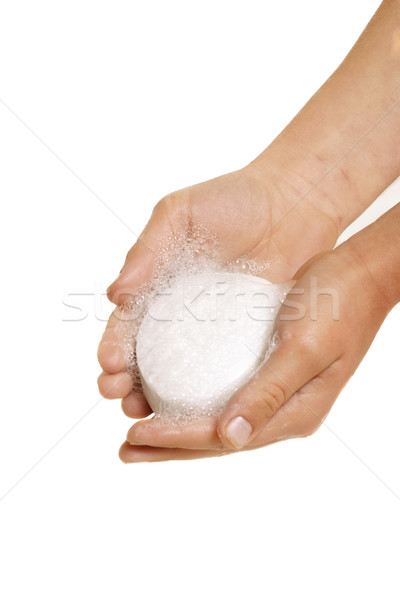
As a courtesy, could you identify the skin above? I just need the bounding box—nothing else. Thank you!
[120,203,400,461]
[97,0,400,462]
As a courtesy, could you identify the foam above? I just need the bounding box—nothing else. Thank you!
[114,227,290,420]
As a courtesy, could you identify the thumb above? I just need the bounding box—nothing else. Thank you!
[107,197,181,305]
[217,334,326,450]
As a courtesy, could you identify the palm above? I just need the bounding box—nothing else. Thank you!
[149,166,338,282]
[98,165,339,458]
[118,248,385,462]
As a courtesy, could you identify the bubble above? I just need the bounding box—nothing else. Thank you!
[114,225,290,422]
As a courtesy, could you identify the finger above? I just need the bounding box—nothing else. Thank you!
[121,391,152,418]
[97,371,132,399]
[97,328,125,375]
[217,333,332,450]
[119,441,231,463]
[107,198,186,305]
[248,358,346,448]
[97,310,132,373]
[126,415,223,450]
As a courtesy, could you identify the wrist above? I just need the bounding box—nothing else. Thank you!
[338,203,400,313]
[249,1,400,236]
[248,139,349,235]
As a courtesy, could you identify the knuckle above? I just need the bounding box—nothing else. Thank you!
[153,192,187,220]
[294,332,320,361]
[151,197,167,215]
[258,381,287,418]
[152,194,177,215]
[106,286,116,302]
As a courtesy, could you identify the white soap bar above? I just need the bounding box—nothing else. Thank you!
[136,271,286,417]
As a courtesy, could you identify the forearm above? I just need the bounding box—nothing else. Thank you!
[253,0,400,233]
[340,202,400,311]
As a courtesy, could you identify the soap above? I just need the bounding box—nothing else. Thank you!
[136,270,288,418]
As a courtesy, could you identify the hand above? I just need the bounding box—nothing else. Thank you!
[97,0,400,461]
[98,159,342,417]
[120,241,391,462]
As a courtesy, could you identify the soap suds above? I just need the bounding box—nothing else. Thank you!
[114,227,290,421]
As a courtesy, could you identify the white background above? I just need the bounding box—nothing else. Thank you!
[0,1,399,598]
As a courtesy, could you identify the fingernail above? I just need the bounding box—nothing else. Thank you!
[226,416,252,449]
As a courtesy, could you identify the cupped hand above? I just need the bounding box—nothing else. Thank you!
[98,160,341,420]
[120,241,391,462]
